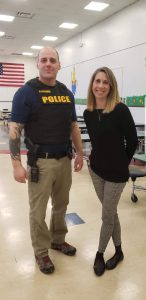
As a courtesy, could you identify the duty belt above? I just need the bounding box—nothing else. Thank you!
[37,152,67,159]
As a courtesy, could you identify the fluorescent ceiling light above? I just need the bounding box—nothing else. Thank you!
[0,14,15,22]
[0,31,5,36]
[59,22,78,29]
[42,35,58,41]
[84,1,109,11]
[22,52,33,56]
[31,45,43,49]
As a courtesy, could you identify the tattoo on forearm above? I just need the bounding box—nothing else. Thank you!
[9,123,24,161]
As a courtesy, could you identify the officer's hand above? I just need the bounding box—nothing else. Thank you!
[13,165,28,183]
[74,154,83,172]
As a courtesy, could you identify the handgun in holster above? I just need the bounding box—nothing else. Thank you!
[25,137,40,183]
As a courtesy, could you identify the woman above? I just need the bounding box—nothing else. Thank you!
[83,67,138,276]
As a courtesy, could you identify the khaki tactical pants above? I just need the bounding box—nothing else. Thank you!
[28,156,72,256]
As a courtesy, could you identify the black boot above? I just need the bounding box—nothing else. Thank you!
[93,251,105,276]
[106,245,124,270]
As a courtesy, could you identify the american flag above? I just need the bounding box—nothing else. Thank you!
[0,62,25,87]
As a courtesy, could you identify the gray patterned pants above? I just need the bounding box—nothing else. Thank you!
[89,167,126,253]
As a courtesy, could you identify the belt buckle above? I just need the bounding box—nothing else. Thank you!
[45,153,49,159]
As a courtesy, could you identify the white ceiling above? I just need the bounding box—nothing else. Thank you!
[0,0,138,56]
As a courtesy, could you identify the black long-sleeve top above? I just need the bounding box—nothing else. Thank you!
[84,102,138,182]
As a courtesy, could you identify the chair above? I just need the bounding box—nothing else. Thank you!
[129,165,146,203]
[0,110,4,124]
[1,109,11,126]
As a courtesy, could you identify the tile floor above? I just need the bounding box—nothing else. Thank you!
[0,124,146,300]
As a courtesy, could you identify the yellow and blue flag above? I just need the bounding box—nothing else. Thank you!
[71,66,77,95]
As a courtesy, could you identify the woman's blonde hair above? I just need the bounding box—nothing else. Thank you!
[87,67,121,113]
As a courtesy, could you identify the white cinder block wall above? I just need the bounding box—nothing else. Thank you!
[0,0,145,124]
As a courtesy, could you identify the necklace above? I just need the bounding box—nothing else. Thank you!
[96,109,103,121]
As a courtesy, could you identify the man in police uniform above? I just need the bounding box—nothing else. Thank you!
[9,47,83,274]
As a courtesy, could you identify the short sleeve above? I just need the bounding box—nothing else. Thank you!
[11,85,35,124]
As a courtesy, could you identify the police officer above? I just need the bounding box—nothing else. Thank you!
[9,47,83,275]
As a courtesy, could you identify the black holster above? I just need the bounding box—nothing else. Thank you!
[25,138,40,183]
[27,151,39,183]
[30,165,39,183]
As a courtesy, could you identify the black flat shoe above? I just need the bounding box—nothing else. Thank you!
[93,252,105,276]
[106,251,124,270]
